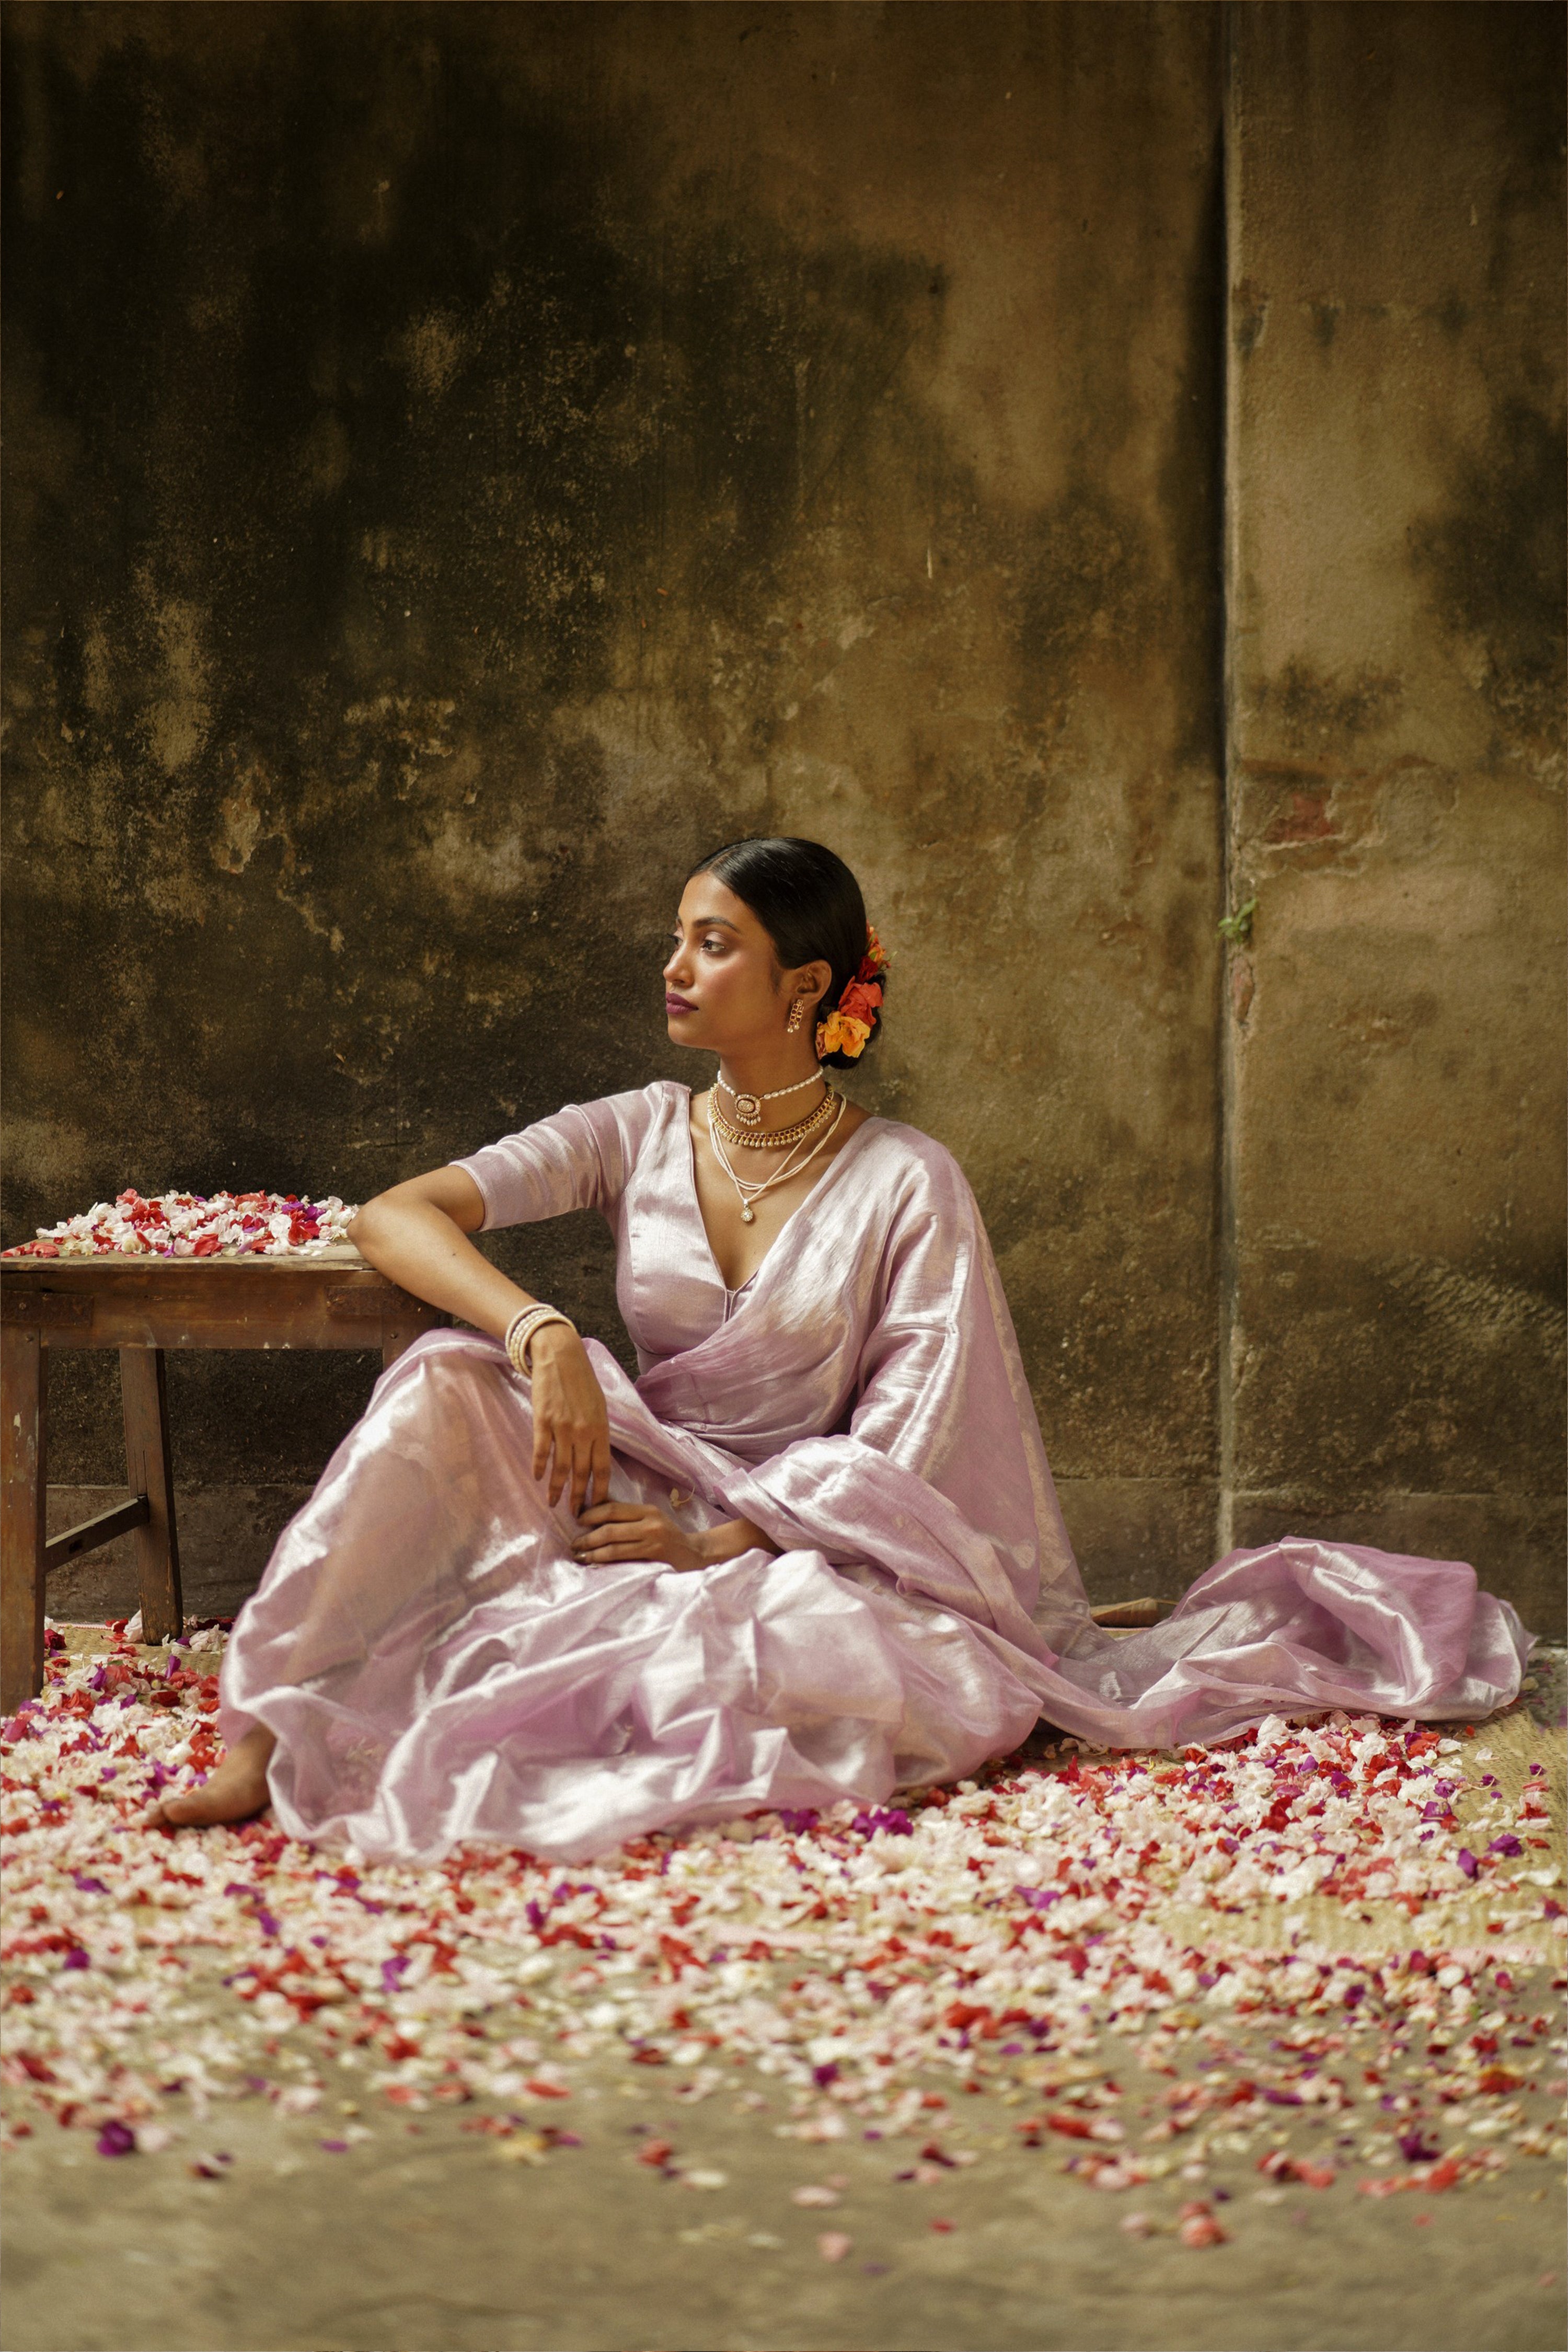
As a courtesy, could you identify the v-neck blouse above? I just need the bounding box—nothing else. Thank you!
[456,1081,877,1374]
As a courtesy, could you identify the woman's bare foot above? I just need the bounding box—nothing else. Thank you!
[147,1725,277,1829]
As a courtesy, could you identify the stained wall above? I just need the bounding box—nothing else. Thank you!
[1223,4,1565,1618]
[2,3,1560,1623]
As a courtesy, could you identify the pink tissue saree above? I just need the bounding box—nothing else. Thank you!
[221,1083,1529,1860]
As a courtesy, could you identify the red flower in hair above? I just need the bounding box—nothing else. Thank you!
[836,977,883,1030]
[856,925,890,984]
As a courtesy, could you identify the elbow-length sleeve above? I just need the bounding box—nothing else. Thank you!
[451,1092,645,1232]
[710,1142,1088,1658]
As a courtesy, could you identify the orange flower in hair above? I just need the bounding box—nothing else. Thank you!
[817,1010,873,1059]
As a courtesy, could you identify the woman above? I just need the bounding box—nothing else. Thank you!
[155,838,1528,1860]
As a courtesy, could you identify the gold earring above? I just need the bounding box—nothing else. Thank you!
[786,996,807,1034]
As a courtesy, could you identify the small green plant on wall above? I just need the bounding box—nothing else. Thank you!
[1217,896,1257,947]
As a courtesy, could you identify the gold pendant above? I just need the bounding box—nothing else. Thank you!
[732,1092,763,1125]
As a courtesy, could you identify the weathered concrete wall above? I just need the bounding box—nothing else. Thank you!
[1222,3,1566,1622]
[4,1,1227,1615]
[3,3,1561,1625]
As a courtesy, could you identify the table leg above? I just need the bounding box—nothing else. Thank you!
[121,1347,183,1643]
[2,1325,47,1710]
[382,1310,429,1370]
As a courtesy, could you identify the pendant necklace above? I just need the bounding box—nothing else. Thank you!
[708,1093,846,1223]
[715,1068,824,1129]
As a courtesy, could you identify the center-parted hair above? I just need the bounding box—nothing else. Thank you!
[687,837,886,1069]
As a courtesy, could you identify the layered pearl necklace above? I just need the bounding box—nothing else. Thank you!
[706,1088,846,1224]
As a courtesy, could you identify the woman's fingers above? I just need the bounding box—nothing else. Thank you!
[573,1511,657,1559]
[573,1514,649,1550]
[536,1418,607,1510]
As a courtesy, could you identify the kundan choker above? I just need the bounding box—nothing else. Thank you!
[716,1070,824,1128]
[709,1088,837,1154]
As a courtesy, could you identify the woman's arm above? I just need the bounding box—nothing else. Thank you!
[349,1170,611,1513]
[350,1165,773,1566]
[349,1167,531,1336]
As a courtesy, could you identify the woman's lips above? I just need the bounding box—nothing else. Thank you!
[665,993,697,1014]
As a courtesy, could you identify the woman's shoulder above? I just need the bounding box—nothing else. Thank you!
[849,1113,979,1208]
[551,1079,686,1149]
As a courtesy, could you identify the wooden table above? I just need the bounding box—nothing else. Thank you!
[1,1248,446,1709]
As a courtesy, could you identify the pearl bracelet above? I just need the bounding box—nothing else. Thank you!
[503,1304,577,1377]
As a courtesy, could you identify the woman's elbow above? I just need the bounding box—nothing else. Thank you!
[349,1172,470,1257]
[346,1202,378,1254]
[348,1193,399,1254]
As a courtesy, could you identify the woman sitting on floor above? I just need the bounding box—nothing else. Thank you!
[152,837,1528,1859]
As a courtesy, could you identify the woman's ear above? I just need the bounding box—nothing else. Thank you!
[793,958,834,1011]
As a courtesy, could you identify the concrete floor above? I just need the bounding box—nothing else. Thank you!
[5,2001,1563,2352]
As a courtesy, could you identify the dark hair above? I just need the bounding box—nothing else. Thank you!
[688,836,885,1069]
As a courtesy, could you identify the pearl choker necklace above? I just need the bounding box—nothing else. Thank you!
[715,1069,824,1128]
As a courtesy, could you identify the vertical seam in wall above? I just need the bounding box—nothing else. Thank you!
[1215,4,1241,1562]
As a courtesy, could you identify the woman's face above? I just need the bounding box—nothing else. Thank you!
[663,877,827,1055]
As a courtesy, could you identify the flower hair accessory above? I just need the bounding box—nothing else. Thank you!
[816,924,889,1062]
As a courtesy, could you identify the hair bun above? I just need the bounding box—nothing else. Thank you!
[815,925,889,1066]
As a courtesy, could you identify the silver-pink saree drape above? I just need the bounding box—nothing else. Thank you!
[221,1083,1529,1860]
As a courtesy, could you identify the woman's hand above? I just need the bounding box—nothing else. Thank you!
[528,1325,612,1515]
[571,1505,776,1574]
[571,1501,709,1573]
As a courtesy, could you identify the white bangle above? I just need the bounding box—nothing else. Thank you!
[503,1305,576,1377]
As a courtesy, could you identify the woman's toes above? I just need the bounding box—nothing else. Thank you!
[155,1790,213,1828]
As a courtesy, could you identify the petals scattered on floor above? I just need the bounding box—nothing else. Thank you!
[3,1624,1563,2238]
